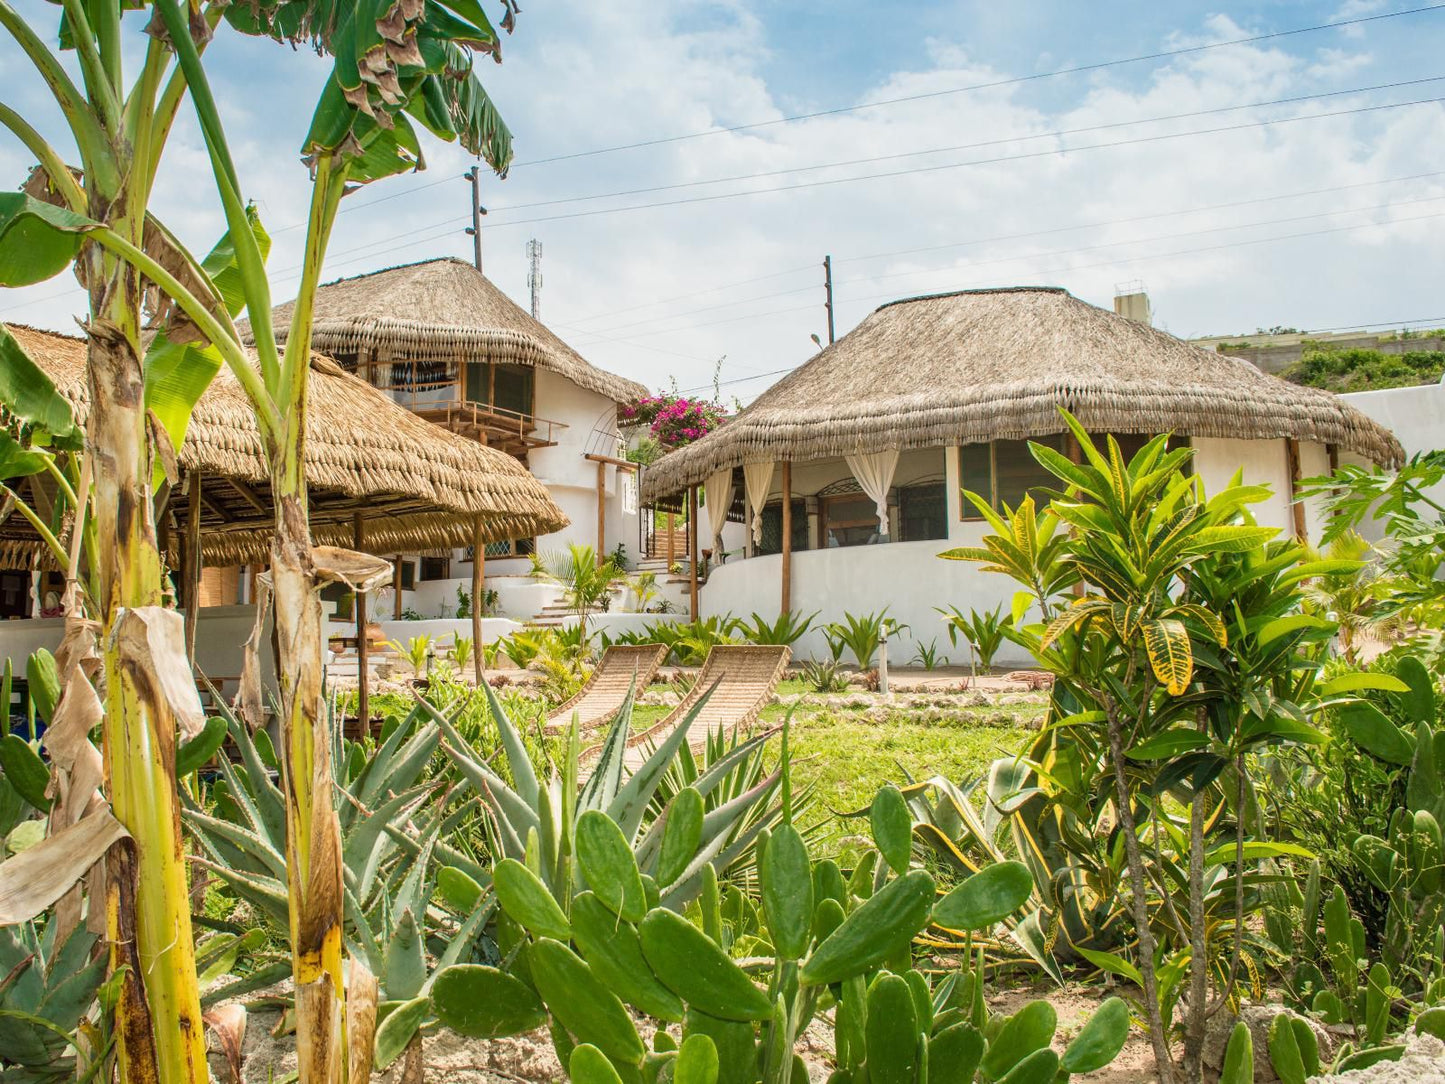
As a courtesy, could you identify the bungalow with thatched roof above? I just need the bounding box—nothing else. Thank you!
[258,257,652,627]
[640,286,1403,665]
[0,323,566,717]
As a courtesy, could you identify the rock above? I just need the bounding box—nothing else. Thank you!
[1309,1029,1445,1083]
[1204,1004,1334,1084]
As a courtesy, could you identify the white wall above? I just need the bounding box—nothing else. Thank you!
[698,437,1345,665]
[528,369,640,562]
[1338,382,1445,542]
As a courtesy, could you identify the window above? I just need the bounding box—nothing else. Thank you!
[823,494,882,548]
[391,359,455,409]
[420,556,450,581]
[960,432,1182,518]
[482,538,536,559]
[756,499,809,556]
[398,561,416,591]
[898,481,947,541]
[464,362,535,418]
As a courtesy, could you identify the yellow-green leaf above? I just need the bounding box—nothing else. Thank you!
[1143,619,1192,695]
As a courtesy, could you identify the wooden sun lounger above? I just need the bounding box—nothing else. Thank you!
[620,645,791,769]
[544,643,669,735]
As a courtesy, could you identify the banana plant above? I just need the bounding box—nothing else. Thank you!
[1,2,520,1078]
[430,679,788,913]
[492,749,1130,1084]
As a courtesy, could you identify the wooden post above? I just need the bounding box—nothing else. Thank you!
[1286,438,1307,541]
[688,485,700,620]
[472,517,485,686]
[780,461,793,615]
[184,472,202,665]
[353,512,370,739]
[596,459,608,566]
[666,510,676,566]
[393,554,403,619]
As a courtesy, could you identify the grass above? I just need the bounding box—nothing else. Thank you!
[781,704,1034,856]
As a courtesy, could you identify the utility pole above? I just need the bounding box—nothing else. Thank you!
[527,238,543,319]
[463,166,487,273]
[823,254,836,344]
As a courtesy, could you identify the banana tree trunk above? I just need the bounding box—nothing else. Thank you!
[86,256,207,1083]
[270,422,347,1084]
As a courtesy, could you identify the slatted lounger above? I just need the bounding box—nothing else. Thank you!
[620,645,791,769]
[544,643,669,735]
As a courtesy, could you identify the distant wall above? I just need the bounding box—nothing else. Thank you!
[1193,332,1445,375]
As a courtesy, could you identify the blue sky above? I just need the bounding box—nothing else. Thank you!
[2,1,1444,401]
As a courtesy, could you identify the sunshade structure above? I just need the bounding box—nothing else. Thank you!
[642,286,1402,500]
[0,324,568,569]
[264,256,648,405]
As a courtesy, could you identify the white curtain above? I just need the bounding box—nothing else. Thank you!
[743,461,775,545]
[703,468,734,556]
[845,448,900,538]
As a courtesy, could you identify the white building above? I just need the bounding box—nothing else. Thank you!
[640,287,1404,666]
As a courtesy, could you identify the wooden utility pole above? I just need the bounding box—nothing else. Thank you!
[353,513,370,738]
[464,166,487,273]
[688,486,700,620]
[780,462,793,615]
[596,460,608,566]
[823,255,836,344]
[472,518,485,686]
[184,473,202,665]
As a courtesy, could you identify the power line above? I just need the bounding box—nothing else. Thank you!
[509,3,1445,168]
[479,94,1445,230]
[567,190,1445,342]
[592,207,1445,350]
[275,88,1445,286]
[489,77,1445,214]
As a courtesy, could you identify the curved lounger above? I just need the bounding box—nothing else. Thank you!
[620,645,791,768]
[544,643,668,735]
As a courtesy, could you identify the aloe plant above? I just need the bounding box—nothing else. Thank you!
[938,605,1008,674]
[738,610,819,647]
[0,920,120,1082]
[430,679,786,912]
[824,610,903,669]
[493,766,1131,1084]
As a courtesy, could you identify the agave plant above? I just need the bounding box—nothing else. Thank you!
[737,610,819,647]
[430,679,786,912]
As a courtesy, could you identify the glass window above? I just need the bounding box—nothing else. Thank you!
[756,500,809,556]
[958,443,992,512]
[898,482,947,541]
[483,538,535,559]
[995,436,1061,510]
[420,556,450,581]
[398,561,416,591]
[465,361,490,404]
[493,364,534,417]
[824,495,882,548]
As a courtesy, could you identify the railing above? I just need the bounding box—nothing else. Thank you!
[415,400,569,449]
[641,515,691,562]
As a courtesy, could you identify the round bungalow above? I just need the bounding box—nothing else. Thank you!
[640,286,1403,666]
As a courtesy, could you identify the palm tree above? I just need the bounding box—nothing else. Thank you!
[531,544,625,636]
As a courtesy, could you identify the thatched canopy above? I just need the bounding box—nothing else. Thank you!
[260,257,648,404]
[642,287,1403,499]
[0,325,568,569]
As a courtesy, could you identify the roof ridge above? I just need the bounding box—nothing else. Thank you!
[874,285,1072,313]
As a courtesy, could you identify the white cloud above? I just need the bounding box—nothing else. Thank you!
[1,1,1441,405]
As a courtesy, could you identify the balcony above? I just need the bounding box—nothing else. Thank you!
[372,378,568,458]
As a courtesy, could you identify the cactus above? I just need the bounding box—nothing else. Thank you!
[1220,1022,1254,1084]
[493,764,1131,1083]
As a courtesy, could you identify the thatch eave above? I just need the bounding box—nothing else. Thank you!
[641,287,1403,501]
[257,257,648,405]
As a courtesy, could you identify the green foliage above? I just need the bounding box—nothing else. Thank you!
[385,634,435,677]
[738,610,819,647]
[1283,345,1445,392]
[825,610,905,669]
[801,659,850,693]
[938,606,1007,672]
[909,638,947,671]
[433,681,786,912]
[531,544,626,634]
[0,919,116,1082]
[491,754,1118,1084]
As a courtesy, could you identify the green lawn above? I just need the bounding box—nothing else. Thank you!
[781,706,1034,855]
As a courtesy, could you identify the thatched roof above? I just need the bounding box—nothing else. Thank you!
[260,257,648,404]
[1,325,568,569]
[642,287,1403,499]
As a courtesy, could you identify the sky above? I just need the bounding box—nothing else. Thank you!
[2,1,1444,405]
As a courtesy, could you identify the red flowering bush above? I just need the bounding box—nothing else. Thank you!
[620,393,728,448]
